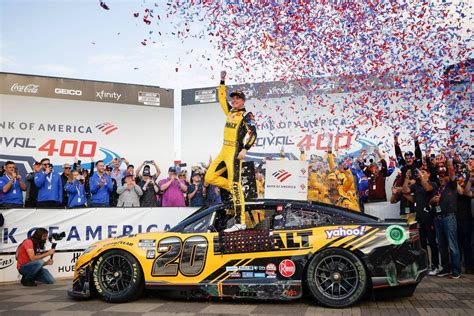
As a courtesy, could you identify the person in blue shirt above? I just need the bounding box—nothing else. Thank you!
[0,161,26,208]
[89,160,113,207]
[64,170,87,208]
[34,158,63,208]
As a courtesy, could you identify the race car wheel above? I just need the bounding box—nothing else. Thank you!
[92,250,144,303]
[306,248,367,308]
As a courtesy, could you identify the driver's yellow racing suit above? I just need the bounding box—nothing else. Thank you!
[204,81,257,225]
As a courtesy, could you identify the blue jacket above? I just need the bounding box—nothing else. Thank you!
[0,175,24,205]
[65,180,87,208]
[34,171,63,203]
[89,173,113,205]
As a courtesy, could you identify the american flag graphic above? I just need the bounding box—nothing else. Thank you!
[272,169,292,183]
[96,122,118,135]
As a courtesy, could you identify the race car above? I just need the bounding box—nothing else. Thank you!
[68,199,428,308]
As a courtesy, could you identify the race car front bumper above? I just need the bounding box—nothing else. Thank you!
[67,263,92,299]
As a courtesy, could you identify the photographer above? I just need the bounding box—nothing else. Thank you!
[403,166,440,275]
[117,174,143,207]
[16,228,55,286]
[65,170,87,208]
[138,168,159,207]
[0,161,26,208]
[136,160,161,181]
[34,158,63,208]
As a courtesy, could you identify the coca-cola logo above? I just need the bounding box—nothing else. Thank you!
[10,83,39,94]
[279,259,296,278]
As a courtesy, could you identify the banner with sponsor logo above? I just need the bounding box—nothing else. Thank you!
[264,160,308,201]
[0,73,175,177]
[1,73,172,107]
[0,207,197,282]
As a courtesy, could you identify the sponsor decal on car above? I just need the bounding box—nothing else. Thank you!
[238,266,254,271]
[138,239,156,249]
[242,272,254,278]
[254,272,266,278]
[229,272,241,278]
[146,250,156,259]
[265,263,277,273]
[226,266,238,272]
[279,259,296,278]
[324,226,367,239]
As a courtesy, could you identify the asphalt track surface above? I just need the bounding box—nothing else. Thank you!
[0,274,473,315]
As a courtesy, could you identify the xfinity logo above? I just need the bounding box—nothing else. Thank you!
[10,83,39,94]
[96,90,121,101]
[55,88,82,96]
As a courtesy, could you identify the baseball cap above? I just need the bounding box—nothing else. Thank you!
[404,151,414,157]
[33,161,41,166]
[229,90,246,100]
[327,173,337,181]
[168,166,177,172]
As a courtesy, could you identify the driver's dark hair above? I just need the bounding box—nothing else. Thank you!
[30,228,48,252]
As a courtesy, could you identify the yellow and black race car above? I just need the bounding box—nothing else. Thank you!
[68,199,428,308]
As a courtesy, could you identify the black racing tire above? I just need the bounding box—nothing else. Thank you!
[306,248,368,308]
[92,250,144,303]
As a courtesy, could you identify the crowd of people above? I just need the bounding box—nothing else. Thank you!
[0,157,222,210]
[253,135,473,278]
[0,135,473,277]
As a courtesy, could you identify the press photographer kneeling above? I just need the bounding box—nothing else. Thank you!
[16,228,56,286]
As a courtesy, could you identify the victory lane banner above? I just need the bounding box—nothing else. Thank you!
[264,160,308,201]
[0,207,197,282]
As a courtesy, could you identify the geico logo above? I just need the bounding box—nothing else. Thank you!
[54,88,82,96]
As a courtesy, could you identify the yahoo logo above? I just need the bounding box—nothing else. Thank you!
[324,226,366,239]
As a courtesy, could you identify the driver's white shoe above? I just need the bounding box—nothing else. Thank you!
[224,224,246,233]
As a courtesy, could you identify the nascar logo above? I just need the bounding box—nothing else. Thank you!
[96,122,118,135]
[272,169,292,182]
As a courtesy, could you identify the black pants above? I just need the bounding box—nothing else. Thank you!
[418,217,439,268]
[37,201,61,209]
[457,217,473,271]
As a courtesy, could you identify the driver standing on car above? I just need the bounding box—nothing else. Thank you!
[205,70,257,232]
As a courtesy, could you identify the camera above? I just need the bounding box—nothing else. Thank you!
[144,160,152,164]
[48,232,66,243]
[412,168,420,179]
[48,231,66,259]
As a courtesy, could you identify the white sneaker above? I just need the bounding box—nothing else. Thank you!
[428,267,440,276]
[224,224,247,233]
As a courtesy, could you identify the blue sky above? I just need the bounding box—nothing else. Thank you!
[0,0,220,89]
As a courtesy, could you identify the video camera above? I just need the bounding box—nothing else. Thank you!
[48,232,66,259]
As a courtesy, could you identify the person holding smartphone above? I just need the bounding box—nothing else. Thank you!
[34,158,63,208]
[65,170,87,208]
